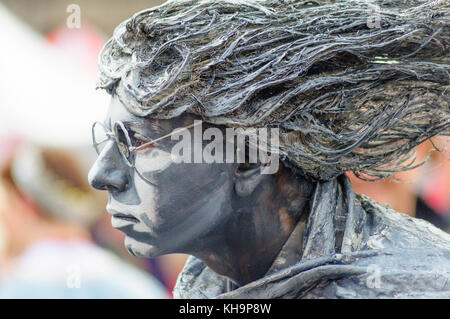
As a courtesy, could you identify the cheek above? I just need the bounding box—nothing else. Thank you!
[132,156,233,227]
[129,162,234,253]
[156,163,222,208]
[135,148,174,175]
[132,172,159,226]
[132,166,196,232]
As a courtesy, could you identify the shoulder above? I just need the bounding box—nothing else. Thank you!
[356,194,450,251]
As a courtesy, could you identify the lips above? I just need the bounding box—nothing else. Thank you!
[107,207,140,224]
[113,213,139,223]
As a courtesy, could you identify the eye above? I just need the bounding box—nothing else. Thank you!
[132,132,155,150]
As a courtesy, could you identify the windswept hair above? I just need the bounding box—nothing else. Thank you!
[97,0,449,180]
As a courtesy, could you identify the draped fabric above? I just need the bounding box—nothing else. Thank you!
[173,175,450,298]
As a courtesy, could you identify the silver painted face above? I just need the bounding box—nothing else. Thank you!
[88,96,234,258]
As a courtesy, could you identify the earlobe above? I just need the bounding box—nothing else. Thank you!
[234,164,267,197]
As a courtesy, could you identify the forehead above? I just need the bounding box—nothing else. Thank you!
[106,95,136,124]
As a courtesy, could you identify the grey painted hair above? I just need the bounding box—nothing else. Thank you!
[97,0,449,181]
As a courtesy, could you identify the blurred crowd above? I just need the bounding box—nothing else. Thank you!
[0,0,186,298]
[0,0,448,298]
[349,137,450,233]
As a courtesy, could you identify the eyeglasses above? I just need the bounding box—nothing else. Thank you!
[92,121,135,168]
[91,120,201,183]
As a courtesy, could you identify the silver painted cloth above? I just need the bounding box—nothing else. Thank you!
[173,175,450,298]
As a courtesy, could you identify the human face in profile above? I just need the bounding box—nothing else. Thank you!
[88,95,235,258]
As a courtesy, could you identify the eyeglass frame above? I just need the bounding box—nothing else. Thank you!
[91,120,202,169]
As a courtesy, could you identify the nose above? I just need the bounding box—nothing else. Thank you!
[88,140,131,192]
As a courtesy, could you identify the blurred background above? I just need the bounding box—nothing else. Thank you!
[0,0,448,298]
[0,0,189,298]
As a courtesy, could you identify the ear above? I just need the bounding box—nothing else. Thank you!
[234,163,268,197]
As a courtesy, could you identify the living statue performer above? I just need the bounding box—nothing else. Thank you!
[88,0,450,298]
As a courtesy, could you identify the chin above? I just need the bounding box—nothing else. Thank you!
[124,236,162,258]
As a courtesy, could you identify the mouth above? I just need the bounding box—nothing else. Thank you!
[112,213,140,223]
[107,207,140,226]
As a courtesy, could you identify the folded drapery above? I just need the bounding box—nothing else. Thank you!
[174,175,450,298]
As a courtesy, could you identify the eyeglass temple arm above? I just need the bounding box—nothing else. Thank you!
[131,121,203,151]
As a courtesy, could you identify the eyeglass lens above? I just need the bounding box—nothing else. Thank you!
[92,122,110,155]
[92,121,175,176]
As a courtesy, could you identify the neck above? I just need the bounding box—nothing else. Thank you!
[192,168,314,286]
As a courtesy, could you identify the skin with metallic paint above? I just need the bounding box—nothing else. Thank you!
[88,95,314,286]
